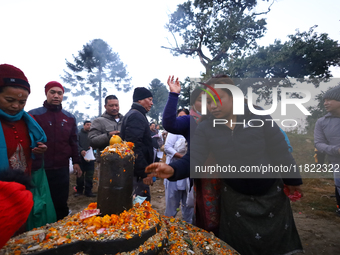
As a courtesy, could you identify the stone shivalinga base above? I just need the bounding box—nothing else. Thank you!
[1,204,239,255]
[22,224,163,255]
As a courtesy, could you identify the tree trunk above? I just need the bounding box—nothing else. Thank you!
[205,64,213,79]
[98,77,102,116]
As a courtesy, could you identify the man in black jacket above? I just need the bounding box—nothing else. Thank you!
[75,120,96,197]
[121,87,154,201]
[150,122,161,162]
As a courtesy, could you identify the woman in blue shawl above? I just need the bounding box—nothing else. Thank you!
[0,64,47,174]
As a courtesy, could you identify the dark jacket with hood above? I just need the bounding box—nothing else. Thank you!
[28,101,80,170]
[120,103,153,179]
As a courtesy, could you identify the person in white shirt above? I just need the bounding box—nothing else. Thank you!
[163,109,193,223]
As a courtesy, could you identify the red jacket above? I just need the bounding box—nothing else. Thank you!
[28,101,80,170]
[0,181,33,249]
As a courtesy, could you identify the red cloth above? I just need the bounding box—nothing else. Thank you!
[189,108,201,123]
[194,178,222,236]
[1,119,32,175]
[0,181,33,249]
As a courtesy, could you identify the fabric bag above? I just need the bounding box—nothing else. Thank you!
[26,161,56,231]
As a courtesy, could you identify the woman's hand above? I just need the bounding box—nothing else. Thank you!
[167,75,181,94]
[145,162,174,179]
[32,142,47,154]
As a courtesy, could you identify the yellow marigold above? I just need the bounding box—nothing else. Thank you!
[93,217,102,229]
[111,214,119,225]
[102,215,111,228]
[83,216,95,226]
[126,142,134,149]
[87,203,97,210]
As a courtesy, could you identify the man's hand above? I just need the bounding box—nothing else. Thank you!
[143,176,154,186]
[145,162,174,179]
[81,150,86,158]
[167,75,181,94]
[285,185,303,197]
[32,142,47,154]
[73,164,82,178]
[109,130,120,136]
[173,153,183,159]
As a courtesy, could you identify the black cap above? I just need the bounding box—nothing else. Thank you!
[133,87,153,102]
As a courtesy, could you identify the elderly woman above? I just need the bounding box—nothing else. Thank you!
[0,64,47,173]
[0,64,48,238]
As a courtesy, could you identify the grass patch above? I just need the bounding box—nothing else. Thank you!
[286,132,339,221]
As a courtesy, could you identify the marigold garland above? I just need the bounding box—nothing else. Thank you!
[101,141,135,159]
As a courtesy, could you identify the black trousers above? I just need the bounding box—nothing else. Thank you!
[76,158,95,195]
[336,186,340,207]
[133,176,151,202]
[45,167,70,221]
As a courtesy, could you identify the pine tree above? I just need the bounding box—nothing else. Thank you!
[147,79,169,123]
[61,39,132,116]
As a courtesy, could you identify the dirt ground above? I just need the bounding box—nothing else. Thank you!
[68,169,340,255]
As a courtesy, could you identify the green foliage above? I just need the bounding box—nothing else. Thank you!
[147,79,169,123]
[227,26,340,80]
[165,1,340,106]
[177,77,191,109]
[61,39,132,116]
[222,26,340,104]
[164,0,270,77]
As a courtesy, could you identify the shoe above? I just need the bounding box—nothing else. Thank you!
[74,192,82,197]
[85,192,96,197]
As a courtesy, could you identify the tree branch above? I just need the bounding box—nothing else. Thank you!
[161,45,197,56]
[254,0,274,16]
[196,28,211,67]
[169,28,180,49]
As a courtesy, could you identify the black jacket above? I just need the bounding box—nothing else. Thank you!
[121,103,153,178]
[78,128,91,155]
[191,107,302,195]
[150,129,160,149]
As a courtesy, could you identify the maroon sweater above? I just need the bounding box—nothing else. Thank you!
[28,101,80,170]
